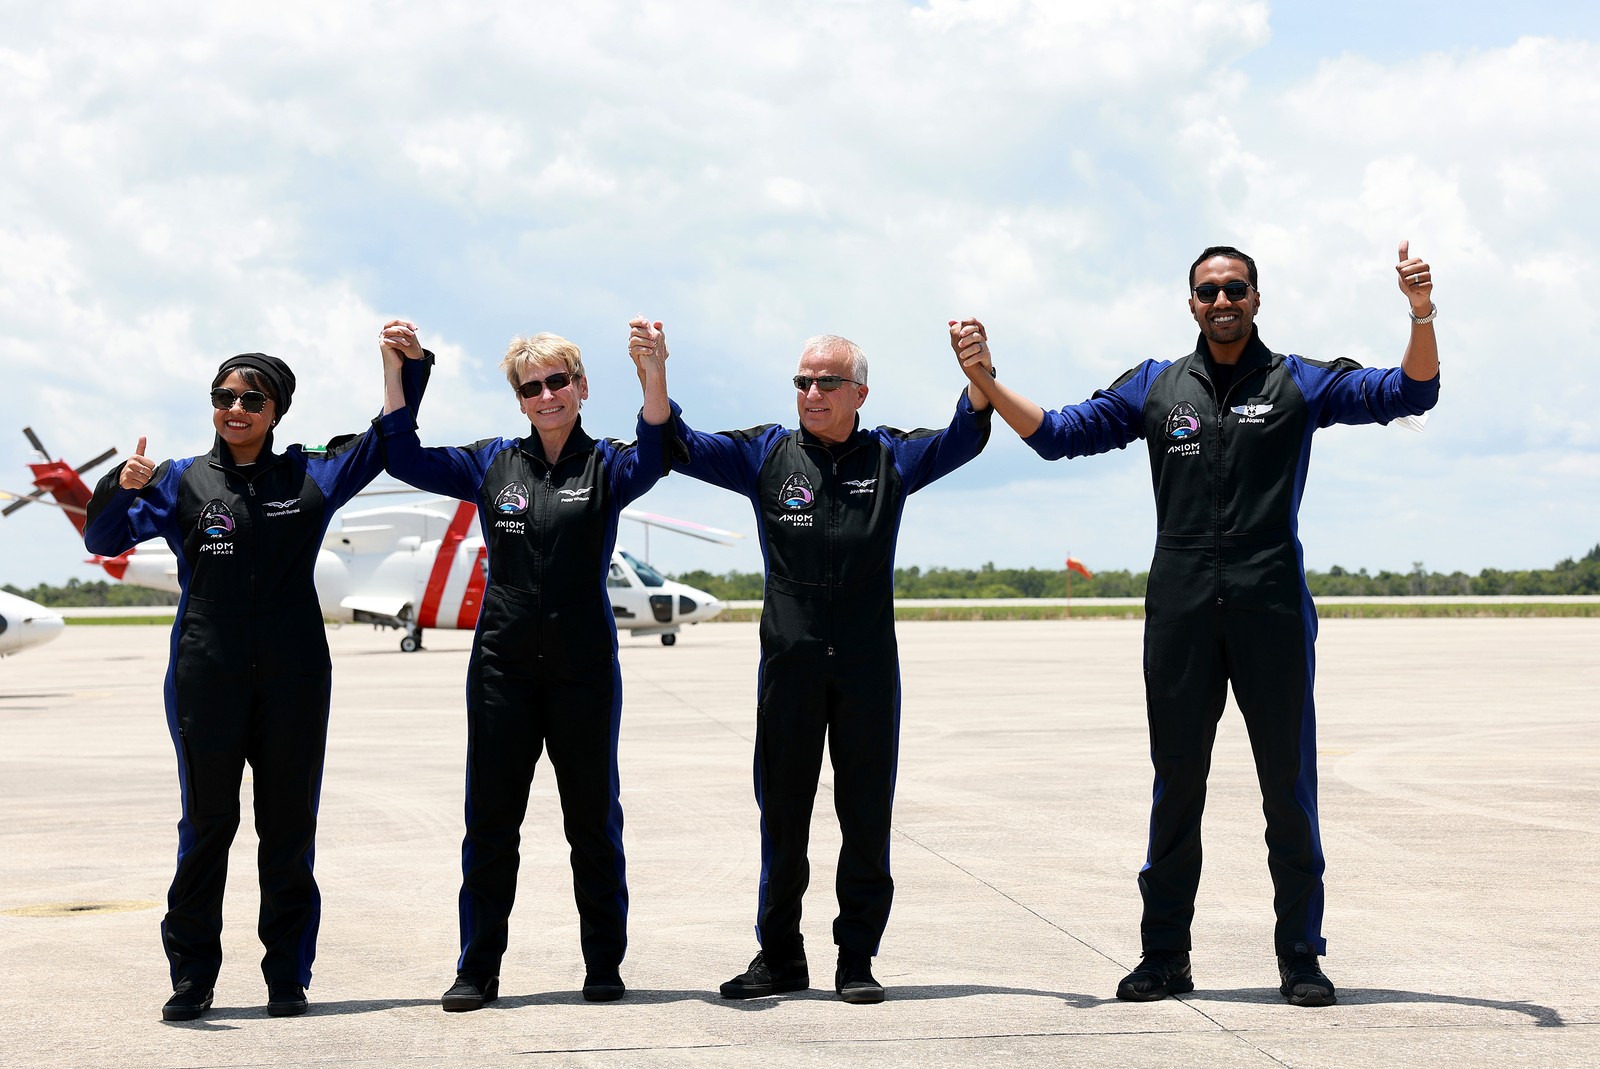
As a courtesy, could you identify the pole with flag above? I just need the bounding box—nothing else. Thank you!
[1065,555,1093,616]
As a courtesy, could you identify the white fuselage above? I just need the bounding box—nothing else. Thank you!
[0,589,66,657]
[102,500,725,640]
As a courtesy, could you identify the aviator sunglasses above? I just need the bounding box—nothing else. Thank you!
[792,375,860,392]
[517,372,576,398]
[1192,281,1253,304]
[210,387,269,414]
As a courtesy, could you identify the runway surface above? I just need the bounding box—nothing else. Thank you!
[1,619,1596,1068]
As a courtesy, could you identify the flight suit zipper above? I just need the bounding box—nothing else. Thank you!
[1205,364,1265,610]
[237,465,273,664]
[803,435,866,658]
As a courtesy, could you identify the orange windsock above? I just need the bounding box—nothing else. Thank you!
[1066,557,1093,580]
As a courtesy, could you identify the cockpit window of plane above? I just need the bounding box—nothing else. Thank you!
[619,551,666,588]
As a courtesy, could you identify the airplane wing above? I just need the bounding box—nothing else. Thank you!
[620,509,744,546]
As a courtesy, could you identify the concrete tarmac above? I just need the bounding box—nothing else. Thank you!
[1,619,1596,1068]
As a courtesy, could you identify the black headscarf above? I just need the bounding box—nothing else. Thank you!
[213,353,297,418]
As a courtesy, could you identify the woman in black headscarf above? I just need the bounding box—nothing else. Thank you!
[85,346,395,1022]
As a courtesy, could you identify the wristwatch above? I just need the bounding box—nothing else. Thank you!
[1410,302,1438,325]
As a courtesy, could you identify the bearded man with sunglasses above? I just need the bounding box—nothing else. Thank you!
[639,321,991,1003]
[952,242,1440,1008]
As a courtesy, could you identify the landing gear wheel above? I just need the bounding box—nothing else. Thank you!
[660,633,677,647]
[400,633,421,653]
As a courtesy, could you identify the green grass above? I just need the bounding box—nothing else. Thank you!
[67,602,1598,627]
[65,615,176,627]
[1312,603,1598,619]
[710,602,1599,623]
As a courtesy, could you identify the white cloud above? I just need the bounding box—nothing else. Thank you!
[2,4,1597,588]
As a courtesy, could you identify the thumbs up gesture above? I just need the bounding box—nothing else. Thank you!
[1395,240,1434,317]
[119,437,156,490]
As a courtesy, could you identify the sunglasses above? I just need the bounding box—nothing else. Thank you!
[516,372,576,398]
[1192,281,1252,304]
[210,387,269,414]
[792,375,860,392]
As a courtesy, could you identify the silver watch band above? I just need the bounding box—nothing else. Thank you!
[1410,302,1438,325]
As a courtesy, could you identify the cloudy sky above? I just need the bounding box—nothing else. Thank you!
[3,1,1597,586]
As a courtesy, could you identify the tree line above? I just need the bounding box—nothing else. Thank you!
[3,577,181,607]
[7,545,1597,606]
[672,544,1600,600]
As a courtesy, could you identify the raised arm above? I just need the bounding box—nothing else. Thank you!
[627,315,672,427]
[84,441,183,557]
[885,391,993,494]
[949,317,1045,438]
[380,319,428,415]
[1395,240,1439,382]
[1295,242,1443,428]
[951,317,1150,460]
[598,316,678,505]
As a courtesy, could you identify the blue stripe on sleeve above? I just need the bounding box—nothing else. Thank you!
[671,411,781,497]
[884,390,991,494]
[1023,360,1163,460]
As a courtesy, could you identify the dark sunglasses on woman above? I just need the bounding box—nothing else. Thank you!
[517,372,575,398]
[210,387,269,413]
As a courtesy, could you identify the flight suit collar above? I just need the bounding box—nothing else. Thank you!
[207,430,283,472]
[1189,325,1274,377]
[520,417,596,470]
[796,414,867,454]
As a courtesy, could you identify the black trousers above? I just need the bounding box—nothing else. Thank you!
[455,612,627,980]
[1139,546,1327,957]
[752,652,900,958]
[162,618,331,989]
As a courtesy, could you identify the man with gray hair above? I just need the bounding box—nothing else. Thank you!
[629,318,991,1003]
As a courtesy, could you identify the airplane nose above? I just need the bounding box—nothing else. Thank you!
[0,606,66,655]
[26,612,66,641]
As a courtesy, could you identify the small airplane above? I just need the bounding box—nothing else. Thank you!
[6,428,737,651]
[0,588,65,658]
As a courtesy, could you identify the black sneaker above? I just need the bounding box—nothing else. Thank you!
[441,974,500,1012]
[1278,946,1336,1007]
[161,979,214,1022]
[582,967,626,1002]
[1115,950,1194,1002]
[719,949,810,999]
[834,951,885,1004]
[267,982,308,1017]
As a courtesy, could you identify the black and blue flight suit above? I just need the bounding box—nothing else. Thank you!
[1023,327,1439,958]
[84,427,386,992]
[671,394,990,960]
[376,358,672,983]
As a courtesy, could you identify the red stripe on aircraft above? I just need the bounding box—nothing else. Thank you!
[30,460,93,535]
[456,546,488,630]
[417,501,476,629]
[94,550,132,581]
